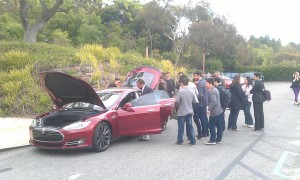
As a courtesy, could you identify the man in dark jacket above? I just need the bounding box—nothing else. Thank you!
[165,72,176,98]
[108,78,121,88]
[214,77,226,131]
[250,72,265,131]
[136,79,153,141]
[228,75,246,131]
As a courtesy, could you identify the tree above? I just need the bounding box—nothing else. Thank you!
[19,0,64,42]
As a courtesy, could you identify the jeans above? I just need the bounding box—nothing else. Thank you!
[253,102,264,130]
[177,114,196,144]
[228,109,240,130]
[293,87,300,102]
[208,114,223,142]
[199,106,209,136]
[243,101,253,125]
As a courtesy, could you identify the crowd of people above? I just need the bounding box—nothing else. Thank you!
[173,71,265,145]
[106,70,266,145]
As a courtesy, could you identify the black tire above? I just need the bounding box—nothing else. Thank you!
[92,122,112,152]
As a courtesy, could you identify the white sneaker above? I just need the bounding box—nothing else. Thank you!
[242,124,248,127]
[248,125,254,128]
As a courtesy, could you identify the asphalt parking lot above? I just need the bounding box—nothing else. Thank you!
[0,82,299,179]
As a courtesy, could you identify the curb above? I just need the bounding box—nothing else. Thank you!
[0,145,30,153]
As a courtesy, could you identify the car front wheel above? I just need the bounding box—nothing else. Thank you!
[92,122,112,152]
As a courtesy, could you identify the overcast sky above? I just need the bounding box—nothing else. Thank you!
[140,0,300,45]
[208,0,300,45]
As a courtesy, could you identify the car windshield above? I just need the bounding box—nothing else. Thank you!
[63,102,104,111]
[97,91,123,109]
[123,72,154,87]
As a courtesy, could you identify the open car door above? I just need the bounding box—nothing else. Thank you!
[123,66,162,89]
[154,90,175,124]
[117,92,161,136]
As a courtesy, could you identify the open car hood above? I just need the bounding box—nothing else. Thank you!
[39,71,106,109]
[123,65,162,89]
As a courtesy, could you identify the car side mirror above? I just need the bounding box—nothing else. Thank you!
[121,103,133,111]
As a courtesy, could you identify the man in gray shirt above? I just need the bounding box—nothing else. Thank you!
[174,77,197,145]
[205,77,223,145]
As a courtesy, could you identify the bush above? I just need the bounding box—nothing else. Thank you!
[0,50,33,71]
[0,66,51,117]
[236,64,300,81]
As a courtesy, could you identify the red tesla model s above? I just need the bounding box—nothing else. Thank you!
[29,66,174,152]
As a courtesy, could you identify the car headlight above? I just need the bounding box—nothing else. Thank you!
[63,121,91,130]
[31,118,42,127]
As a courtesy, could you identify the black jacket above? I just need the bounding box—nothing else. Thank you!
[229,82,246,110]
[250,80,265,102]
[291,78,300,88]
[142,85,153,96]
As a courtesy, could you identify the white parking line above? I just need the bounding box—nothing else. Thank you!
[273,151,300,179]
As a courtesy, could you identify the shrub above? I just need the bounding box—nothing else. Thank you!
[0,50,33,71]
[0,66,51,117]
[52,29,71,46]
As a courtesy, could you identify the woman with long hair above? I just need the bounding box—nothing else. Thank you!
[228,75,246,131]
[242,76,254,128]
[290,72,300,105]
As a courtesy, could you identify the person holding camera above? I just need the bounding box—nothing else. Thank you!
[291,72,300,105]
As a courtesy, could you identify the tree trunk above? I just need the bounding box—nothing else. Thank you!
[19,0,63,43]
[23,23,45,43]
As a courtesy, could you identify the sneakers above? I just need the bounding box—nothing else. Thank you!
[196,135,202,139]
[216,140,222,144]
[242,124,248,127]
[188,142,196,146]
[205,140,216,145]
[248,125,254,128]
[138,138,149,141]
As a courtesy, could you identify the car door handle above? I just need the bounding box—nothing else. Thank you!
[164,103,172,106]
[147,109,157,112]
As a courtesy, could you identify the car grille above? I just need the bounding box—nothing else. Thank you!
[32,128,64,142]
[33,141,63,147]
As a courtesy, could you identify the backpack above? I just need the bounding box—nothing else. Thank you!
[263,89,271,102]
[217,86,232,108]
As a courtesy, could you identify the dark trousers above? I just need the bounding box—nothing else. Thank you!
[186,103,202,138]
[221,111,225,131]
[253,102,264,130]
[228,109,240,130]
[293,87,300,102]
[199,106,209,136]
[209,114,223,142]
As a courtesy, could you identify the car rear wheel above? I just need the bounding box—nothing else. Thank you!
[92,122,111,152]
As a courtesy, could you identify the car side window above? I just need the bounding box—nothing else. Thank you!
[119,92,136,108]
[130,90,169,107]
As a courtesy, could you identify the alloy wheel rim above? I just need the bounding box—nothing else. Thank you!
[96,124,111,149]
